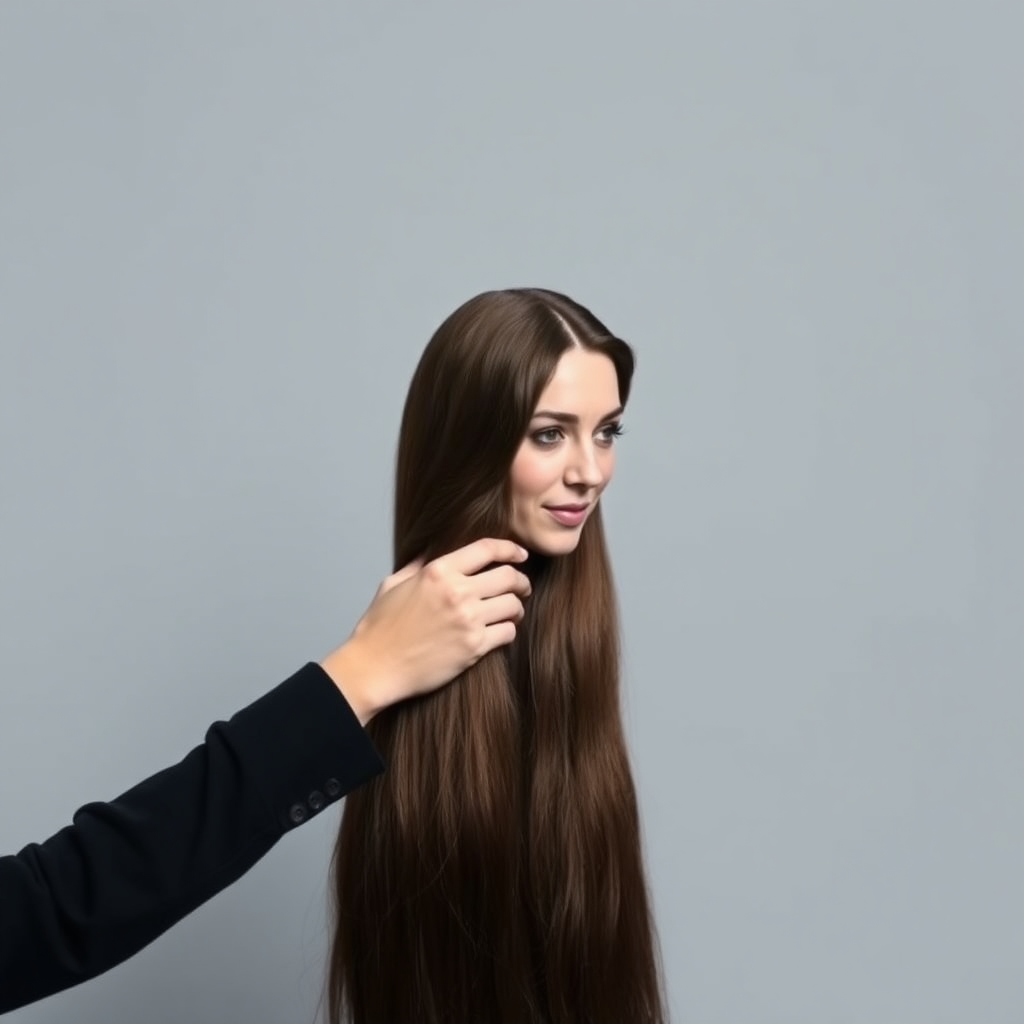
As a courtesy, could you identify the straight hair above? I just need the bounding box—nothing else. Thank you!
[328,288,666,1023]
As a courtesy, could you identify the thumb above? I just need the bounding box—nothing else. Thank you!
[379,556,426,595]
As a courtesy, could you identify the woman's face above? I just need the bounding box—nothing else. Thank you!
[509,347,623,556]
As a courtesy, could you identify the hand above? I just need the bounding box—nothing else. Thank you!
[319,538,532,724]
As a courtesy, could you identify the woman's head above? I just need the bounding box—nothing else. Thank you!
[393,288,634,564]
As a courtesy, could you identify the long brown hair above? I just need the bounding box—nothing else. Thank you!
[328,288,666,1023]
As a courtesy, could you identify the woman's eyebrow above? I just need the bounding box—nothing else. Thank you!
[531,406,624,425]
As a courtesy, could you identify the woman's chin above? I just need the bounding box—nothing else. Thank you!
[524,534,582,558]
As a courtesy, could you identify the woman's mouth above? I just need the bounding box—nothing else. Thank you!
[544,504,589,527]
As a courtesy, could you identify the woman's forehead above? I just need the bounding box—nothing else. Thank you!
[533,349,621,413]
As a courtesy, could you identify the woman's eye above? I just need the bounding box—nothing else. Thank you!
[534,428,563,446]
[533,423,626,447]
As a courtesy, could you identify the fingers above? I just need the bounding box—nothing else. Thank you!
[480,591,526,627]
[480,619,518,652]
[439,537,529,577]
[470,562,532,601]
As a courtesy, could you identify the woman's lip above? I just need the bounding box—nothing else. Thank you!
[544,504,589,512]
[545,506,588,526]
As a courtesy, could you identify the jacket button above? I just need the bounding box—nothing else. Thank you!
[325,778,341,798]
[289,803,307,825]
[308,790,325,812]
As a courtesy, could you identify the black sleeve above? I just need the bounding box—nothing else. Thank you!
[0,662,385,1015]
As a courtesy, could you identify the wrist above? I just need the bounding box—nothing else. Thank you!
[319,640,389,727]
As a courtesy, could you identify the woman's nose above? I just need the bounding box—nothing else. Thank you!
[563,443,604,488]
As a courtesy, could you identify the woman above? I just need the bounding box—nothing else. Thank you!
[329,288,666,1023]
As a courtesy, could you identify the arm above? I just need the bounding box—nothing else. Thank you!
[0,536,531,1014]
[0,662,382,1015]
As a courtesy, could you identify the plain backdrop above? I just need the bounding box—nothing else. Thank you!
[1,2,1021,1022]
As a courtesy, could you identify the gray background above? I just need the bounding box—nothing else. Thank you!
[1,2,1021,1022]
